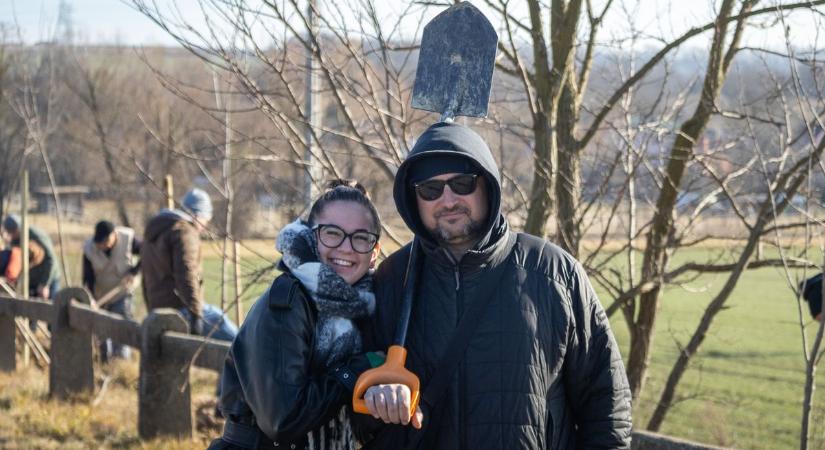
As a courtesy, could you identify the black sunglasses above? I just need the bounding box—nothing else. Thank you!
[313,224,379,254]
[414,173,479,201]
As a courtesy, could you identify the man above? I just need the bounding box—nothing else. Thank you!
[800,273,823,321]
[2,214,60,301]
[82,220,141,361]
[357,123,632,449]
[141,188,237,343]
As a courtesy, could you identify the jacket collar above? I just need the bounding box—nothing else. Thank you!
[419,213,515,273]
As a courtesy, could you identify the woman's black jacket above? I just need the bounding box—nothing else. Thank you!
[217,272,371,447]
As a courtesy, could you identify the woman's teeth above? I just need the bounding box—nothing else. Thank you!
[331,258,354,267]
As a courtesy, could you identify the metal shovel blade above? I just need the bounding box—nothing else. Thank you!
[411,2,498,120]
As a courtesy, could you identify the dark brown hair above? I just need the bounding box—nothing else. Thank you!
[307,179,381,236]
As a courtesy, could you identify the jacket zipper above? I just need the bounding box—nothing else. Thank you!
[445,249,467,449]
[454,263,466,449]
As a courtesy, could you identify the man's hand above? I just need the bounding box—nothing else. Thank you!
[122,274,138,290]
[38,285,50,300]
[364,384,424,429]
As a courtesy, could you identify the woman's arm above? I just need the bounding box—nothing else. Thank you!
[231,277,369,442]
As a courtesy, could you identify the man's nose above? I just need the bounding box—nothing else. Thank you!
[441,185,460,206]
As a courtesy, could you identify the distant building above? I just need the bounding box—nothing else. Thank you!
[33,185,90,220]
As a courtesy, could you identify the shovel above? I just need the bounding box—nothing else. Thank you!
[352,238,422,415]
[352,1,498,417]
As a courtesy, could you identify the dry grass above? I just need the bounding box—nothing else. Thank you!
[0,359,222,449]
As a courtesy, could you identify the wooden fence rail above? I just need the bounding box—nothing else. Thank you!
[0,288,727,449]
[0,288,230,439]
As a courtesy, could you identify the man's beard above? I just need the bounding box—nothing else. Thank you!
[429,206,484,244]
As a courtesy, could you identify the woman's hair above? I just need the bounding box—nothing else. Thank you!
[307,179,381,236]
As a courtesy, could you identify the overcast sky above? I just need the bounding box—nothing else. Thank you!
[1,0,822,51]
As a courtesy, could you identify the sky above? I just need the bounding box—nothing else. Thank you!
[1,0,822,51]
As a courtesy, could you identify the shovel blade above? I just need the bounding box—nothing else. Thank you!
[412,2,498,119]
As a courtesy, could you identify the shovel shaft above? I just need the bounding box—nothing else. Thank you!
[393,239,420,346]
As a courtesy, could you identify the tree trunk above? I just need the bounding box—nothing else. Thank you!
[523,0,582,239]
[555,78,581,256]
[626,0,737,401]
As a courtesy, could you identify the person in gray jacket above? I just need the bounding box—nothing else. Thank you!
[356,122,633,449]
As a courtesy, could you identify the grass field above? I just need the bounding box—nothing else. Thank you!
[4,222,825,449]
[605,250,825,450]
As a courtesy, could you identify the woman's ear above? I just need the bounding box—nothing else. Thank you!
[370,241,381,269]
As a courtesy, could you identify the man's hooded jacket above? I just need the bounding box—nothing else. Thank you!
[141,210,204,318]
[358,122,633,449]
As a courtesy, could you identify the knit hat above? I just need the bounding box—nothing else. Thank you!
[2,214,20,233]
[181,188,213,222]
[407,154,480,184]
[93,220,115,243]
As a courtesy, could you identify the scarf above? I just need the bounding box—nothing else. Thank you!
[276,219,375,367]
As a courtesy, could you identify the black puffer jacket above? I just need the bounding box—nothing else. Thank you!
[356,123,632,449]
[213,272,371,449]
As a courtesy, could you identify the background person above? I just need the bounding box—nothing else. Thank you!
[2,214,60,332]
[82,220,141,361]
[800,272,823,321]
[2,214,60,302]
[141,188,237,397]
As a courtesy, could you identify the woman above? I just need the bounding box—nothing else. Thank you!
[210,180,383,450]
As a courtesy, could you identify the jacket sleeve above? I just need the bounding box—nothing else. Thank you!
[82,254,95,292]
[130,237,143,275]
[26,240,49,291]
[4,247,21,284]
[233,279,370,443]
[563,262,632,449]
[169,226,202,317]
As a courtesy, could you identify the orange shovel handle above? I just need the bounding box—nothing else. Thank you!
[352,345,421,415]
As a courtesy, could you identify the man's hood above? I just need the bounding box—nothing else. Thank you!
[145,209,192,242]
[393,122,503,248]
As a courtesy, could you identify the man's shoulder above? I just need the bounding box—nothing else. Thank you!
[81,238,95,256]
[28,226,54,248]
[115,226,135,239]
[512,232,582,283]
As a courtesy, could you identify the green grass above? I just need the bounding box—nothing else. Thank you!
[602,247,825,449]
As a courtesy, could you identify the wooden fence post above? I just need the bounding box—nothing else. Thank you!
[138,308,192,439]
[0,305,14,372]
[49,287,94,399]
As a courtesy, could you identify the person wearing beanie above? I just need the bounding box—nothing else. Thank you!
[82,220,142,361]
[181,187,214,225]
[354,122,632,449]
[140,188,237,394]
[2,214,61,304]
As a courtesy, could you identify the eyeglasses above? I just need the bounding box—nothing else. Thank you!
[313,224,379,254]
[414,173,479,201]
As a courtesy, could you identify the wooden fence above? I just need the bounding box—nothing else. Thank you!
[0,287,229,439]
[0,288,730,448]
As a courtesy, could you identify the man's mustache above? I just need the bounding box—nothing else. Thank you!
[435,206,470,218]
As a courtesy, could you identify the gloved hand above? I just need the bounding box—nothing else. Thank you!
[189,315,204,335]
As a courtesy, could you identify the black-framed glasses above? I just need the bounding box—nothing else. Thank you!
[313,224,379,254]
[414,173,479,201]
